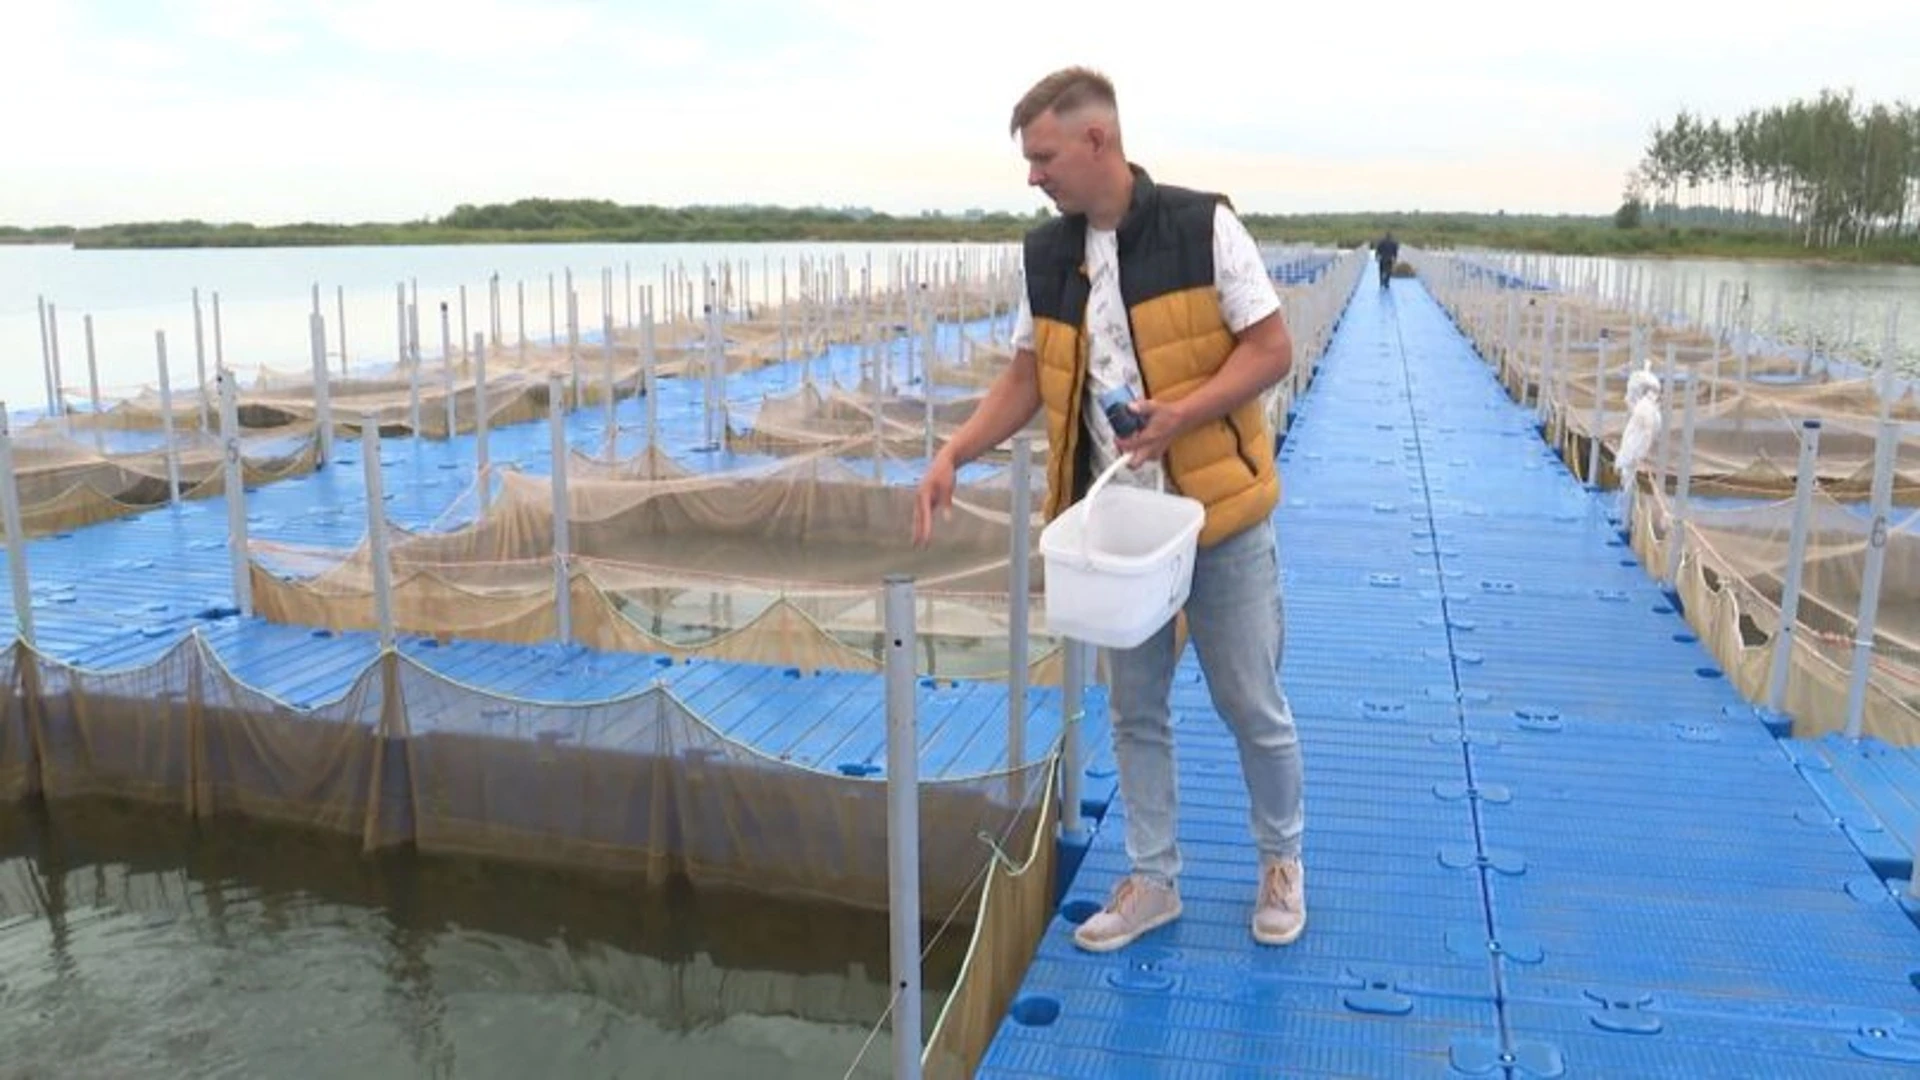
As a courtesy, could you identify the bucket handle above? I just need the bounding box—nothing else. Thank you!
[1077,456,1134,558]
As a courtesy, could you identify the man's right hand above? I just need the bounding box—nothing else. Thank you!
[913,452,958,547]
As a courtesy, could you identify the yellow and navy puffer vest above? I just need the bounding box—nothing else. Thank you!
[1026,164,1280,549]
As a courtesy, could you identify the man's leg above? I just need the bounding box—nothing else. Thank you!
[1106,616,1183,883]
[1182,518,1307,943]
[1071,609,1183,951]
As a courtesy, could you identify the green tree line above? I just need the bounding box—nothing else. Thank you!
[3,201,1055,249]
[1625,88,1920,247]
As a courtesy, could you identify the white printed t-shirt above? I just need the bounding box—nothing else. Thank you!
[1012,200,1280,492]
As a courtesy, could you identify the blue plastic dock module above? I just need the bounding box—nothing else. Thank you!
[980,275,1920,1078]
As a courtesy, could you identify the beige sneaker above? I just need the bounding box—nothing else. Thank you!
[1253,856,1305,946]
[1072,874,1182,953]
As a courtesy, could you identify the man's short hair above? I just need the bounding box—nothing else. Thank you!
[1009,66,1117,136]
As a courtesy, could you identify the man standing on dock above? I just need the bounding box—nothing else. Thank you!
[913,66,1307,952]
[1375,231,1400,288]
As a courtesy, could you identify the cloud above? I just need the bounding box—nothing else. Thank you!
[5,0,1919,226]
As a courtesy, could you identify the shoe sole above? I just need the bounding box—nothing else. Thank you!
[1253,915,1305,947]
[1071,901,1183,953]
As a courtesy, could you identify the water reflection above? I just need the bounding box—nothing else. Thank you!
[0,797,962,1079]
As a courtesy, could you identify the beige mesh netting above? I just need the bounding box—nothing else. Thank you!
[0,643,27,803]
[2,424,321,538]
[5,634,1055,916]
[1631,483,1920,743]
[247,450,1068,682]
[1419,252,1920,743]
[922,755,1059,1080]
[1431,281,1920,499]
[63,277,1016,446]
[731,378,1048,462]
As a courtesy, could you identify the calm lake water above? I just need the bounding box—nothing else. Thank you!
[0,797,961,1080]
[1509,251,1919,376]
[3,241,1914,419]
[0,240,1017,418]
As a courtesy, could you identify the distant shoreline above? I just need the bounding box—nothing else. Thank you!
[4,202,1917,267]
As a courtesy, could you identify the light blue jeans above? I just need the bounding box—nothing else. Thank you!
[1107,516,1305,885]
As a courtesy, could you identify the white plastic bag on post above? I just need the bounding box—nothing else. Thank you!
[1613,359,1662,521]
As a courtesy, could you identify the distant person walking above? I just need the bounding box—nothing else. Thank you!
[1375,232,1399,288]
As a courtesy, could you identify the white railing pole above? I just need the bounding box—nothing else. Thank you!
[1008,434,1032,773]
[309,312,334,466]
[1766,419,1821,712]
[643,287,658,453]
[83,314,104,452]
[337,285,349,375]
[361,415,395,650]
[882,573,923,1080]
[1587,339,1606,486]
[549,375,573,646]
[155,330,182,504]
[1061,637,1086,837]
[407,304,422,440]
[1842,417,1900,741]
[602,312,617,461]
[217,371,252,617]
[440,301,456,438]
[0,404,34,645]
[36,297,55,419]
[474,333,491,513]
[192,288,211,433]
[47,303,65,421]
[395,281,409,363]
[1665,375,1697,588]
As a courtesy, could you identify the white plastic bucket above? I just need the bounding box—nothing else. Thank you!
[1039,457,1204,649]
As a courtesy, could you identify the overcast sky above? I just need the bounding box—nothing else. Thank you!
[7,0,1917,227]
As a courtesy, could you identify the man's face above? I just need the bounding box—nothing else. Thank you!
[1021,109,1096,214]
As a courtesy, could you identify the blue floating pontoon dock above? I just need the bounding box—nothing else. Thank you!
[6,253,1920,1077]
[977,274,1920,1078]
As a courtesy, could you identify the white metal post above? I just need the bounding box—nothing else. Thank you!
[1060,637,1086,837]
[155,331,182,504]
[549,375,573,646]
[309,312,334,466]
[1587,340,1606,486]
[337,284,349,375]
[212,291,225,374]
[474,333,490,512]
[36,297,55,419]
[219,371,253,617]
[882,574,923,1080]
[1842,417,1900,741]
[0,404,34,644]
[83,314,104,452]
[440,302,456,438]
[407,305,422,440]
[1008,435,1032,773]
[602,312,617,461]
[361,415,395,650]
[643,287,658,451]
[192,288,211,433]
[1767,419,1821,713]
[47,303,64,421]
[568,287,581,406]
[705,302,724,450]
[1665,375,1697,587]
